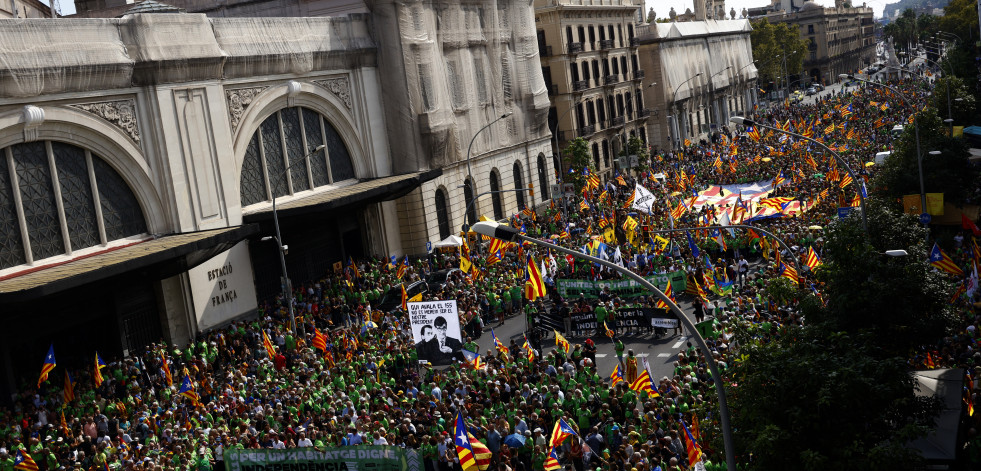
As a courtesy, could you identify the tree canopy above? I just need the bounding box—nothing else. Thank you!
[750,18,810,87]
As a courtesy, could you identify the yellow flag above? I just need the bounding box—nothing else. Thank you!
[409,292,423,303]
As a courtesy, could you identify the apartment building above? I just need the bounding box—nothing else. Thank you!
[767,0,876,84]
[536,0,650,180]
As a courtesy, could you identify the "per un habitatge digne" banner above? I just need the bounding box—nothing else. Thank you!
[224,446,421,471]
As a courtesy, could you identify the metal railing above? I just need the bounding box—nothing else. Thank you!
[629,37,639,47]
[611,116,625,127]
[572,80,589,91]
[634,69,645,80]
[638,108,651,118]
[577,124,596,137]
[599,39,615,49]
[568,42,583,54]
[604,74,619,85]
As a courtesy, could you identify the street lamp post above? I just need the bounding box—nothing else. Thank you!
[730,116,870,236]
[264,143,326,335]
[840,74,927,239]
[672,73,703,149]
[708,66,732,132]
[471,220,737,471]
[781,50,797,104]
[465,113,512,226]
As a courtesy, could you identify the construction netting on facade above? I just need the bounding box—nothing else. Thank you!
[651,19,757,102]
[392,0,550,168]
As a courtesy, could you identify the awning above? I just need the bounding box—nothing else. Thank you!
[243,169,442,222]
[0,225,258,303]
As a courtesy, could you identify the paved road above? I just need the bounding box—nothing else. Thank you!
[472,293,722,383]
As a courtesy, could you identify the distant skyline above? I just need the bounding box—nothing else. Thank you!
[653,0,891,19]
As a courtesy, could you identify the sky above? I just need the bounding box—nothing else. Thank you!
[655,0,890,19]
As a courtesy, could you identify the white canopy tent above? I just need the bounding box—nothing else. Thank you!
[431,235,463,249]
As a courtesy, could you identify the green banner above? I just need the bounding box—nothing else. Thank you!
[556,271,687,299]
[224,446,420,471]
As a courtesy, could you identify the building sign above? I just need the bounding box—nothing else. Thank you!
[223,446,419,471]
[555,271,686,299]
[189,241,258,331]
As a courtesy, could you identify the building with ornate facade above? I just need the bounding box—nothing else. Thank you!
[765,0,876,84]
[0,0,50,18]
[636,19,758,150]
[0,0,552,395]
[535,0,650,180]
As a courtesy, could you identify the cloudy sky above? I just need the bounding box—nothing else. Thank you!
[654,0,890,19]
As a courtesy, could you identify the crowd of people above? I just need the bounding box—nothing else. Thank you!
[1,71,979,471]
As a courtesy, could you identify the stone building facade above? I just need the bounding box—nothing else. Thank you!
[636,19,758,150]
[535,0,651,180]
[766,1,876,84]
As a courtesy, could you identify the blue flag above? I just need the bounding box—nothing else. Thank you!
[686,231,700,258]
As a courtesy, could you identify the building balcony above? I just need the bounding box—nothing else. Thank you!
[611,116,624,127]
[604,74,619,85]
[568,42,583,54]
[599,39,615,50]
[638,108,651,118]
[577,124,595,137]
[634,69,645,80]
[540,45,553,57]
[572,80,589,91]
[630,37,639,47]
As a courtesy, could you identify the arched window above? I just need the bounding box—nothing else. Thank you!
[513,162,525,210]
[0,141,147,270]
[537,154,550,202]
[434,187,451,240]
[239,106,355,207]
[489,170,504,220]
[463,178,477,226]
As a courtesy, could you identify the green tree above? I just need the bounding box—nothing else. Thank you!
[624,136,650,174]
[750,18,810,88]
[563,137,592,193]
[728,200,951,470]
[931,75,977,124]
[874,108,978,206]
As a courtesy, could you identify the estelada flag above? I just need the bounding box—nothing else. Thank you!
[178,375,201,407]
[262,330,277,359]
[94,353,107,387]
[38,345,55,388]
[549,417,579,448]
[806,247,822,270]
[526,255,547,301]
[13,450,38,471]
[929,243,964,277]
[544,447,561,471]
[655,281,674,310]
[610,364,624,385]
[629,370,656,396]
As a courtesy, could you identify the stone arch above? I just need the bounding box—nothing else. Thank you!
[0,106,167,234]
[230,80,371,186]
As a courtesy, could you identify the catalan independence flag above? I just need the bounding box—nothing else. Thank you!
[63,371,75,403]
[929,243,964,276]
[549,418,579,448]
[491,328,509,355]
[454,413,491,471]
[544,447,561,471]
[94,353,107,387]
[262,330,277,359]
[179,375,202,407]
[780,262,800,284]
[655,280,675,310]
[681,420,703,466]
[38,345,55,388]
[610,364,624,386]
[13,450,38,471]
[629,369,656,396]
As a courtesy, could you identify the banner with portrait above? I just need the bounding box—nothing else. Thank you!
[408,300,463,366]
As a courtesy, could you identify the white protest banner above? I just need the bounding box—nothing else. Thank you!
[408,300,463,366]
[631,183,657,214]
